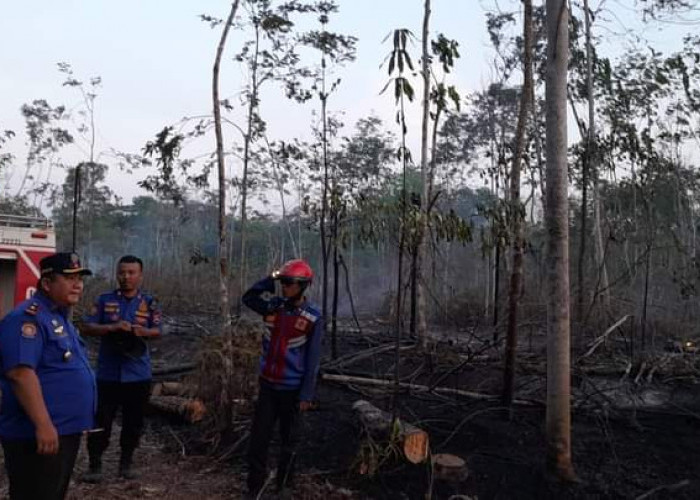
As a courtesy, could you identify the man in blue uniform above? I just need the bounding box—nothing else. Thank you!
[80,255,162,482]
[0,252,96,500]
[242,259,324,497]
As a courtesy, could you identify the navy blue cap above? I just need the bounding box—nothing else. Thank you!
[40,252,92,276]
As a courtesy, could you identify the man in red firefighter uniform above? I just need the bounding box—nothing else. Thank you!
[242,259,324,496]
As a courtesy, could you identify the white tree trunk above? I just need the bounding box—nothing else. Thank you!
[545,0,576,480]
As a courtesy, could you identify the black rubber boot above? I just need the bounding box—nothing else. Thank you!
[276,451,295,493]
[82,459,104,484]
[118,451,139,480]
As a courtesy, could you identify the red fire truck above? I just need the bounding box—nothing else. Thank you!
[0,214,56,319]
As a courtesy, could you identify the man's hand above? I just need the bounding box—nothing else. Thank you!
[112,320,133,334]
[299,401,313,412]
[36,422,59,455]
[131,325,145,337]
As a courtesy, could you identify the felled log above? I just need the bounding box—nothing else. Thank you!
[352,399,429,464]
[324,343,415,371]
[151,381,189,397]
[323,373,539,406]
[149,395,206,423]
[432,453,468,482]
[152,362,197,378]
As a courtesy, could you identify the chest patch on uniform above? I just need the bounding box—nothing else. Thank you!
[104,301,119,313]
[21,322,37,338]
[294,317,310,331]
[51,319,66,337]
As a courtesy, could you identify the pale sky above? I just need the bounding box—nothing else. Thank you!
[0,0,693,209]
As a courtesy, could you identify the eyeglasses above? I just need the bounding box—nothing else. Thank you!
[280,277,303,286]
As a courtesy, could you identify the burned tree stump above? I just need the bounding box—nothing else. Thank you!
[432,453,468,482]
[149,395,206,423]
[352,399,430,464]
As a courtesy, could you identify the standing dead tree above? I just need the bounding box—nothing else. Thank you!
[213,1,240,337]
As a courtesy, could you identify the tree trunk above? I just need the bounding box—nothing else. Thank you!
[577,153,588,324]
[237,19,261,314]
[545,0,576,480]
[71,165,81,252]
[531,83,547,216]
[493,242,501,333]
[394,91,409,414]
[585,0,610,310]
[320,93,329,336]
[415,0,431,348]
[213,2,239,337]
[352,400,429,464]
[503,0,533,410]
[331,208,339,359]
[149,396,206,424]
[410,247,418,336]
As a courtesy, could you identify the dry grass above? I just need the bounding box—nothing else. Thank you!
[190,317,262,450]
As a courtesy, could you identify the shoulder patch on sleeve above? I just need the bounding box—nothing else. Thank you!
[24,302,40,316]
[300,310,318,323]
[21,322,37,338]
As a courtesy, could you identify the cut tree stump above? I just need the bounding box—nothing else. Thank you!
[432,453,468,482]
[352,400,429,464]
[149,395,206,423]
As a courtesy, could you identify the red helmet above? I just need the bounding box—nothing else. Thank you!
[278,259,313,283]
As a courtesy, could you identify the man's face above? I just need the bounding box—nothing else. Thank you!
[280,279,303,299]
[117,262,143,292]
[43,274,84,307]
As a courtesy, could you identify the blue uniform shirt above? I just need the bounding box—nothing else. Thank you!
[242,277,324,401]
[83,290,162,383]
[0,292,96,440]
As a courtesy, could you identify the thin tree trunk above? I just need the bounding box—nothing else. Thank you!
[577,155,588,323]
[410,247,418,336]
[71,165,81,252]
[531,85,547,215]
[331,226,340,359]
[393,91,409,416]
[213,2,240,337]
[545,0,575,480]
[585,0,609,309]
[503,0,533,410]
[237,19,261,313]
[267,138,298,258]
[641,241,652,352]
[493,242,501,332]
[415,0,431,348]
[320,74,329,335]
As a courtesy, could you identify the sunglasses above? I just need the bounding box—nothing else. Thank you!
[280,277,304,286]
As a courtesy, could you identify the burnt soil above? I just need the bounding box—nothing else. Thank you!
[1,315,699,499]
